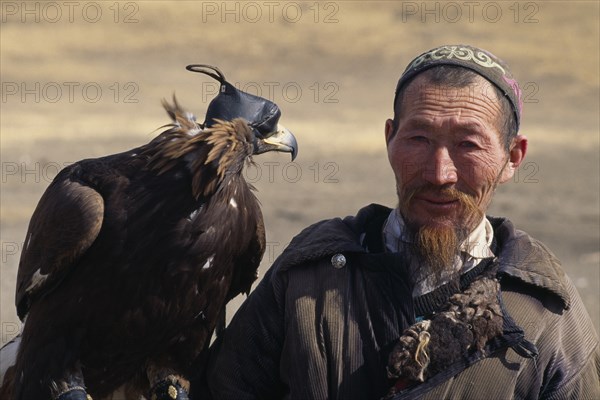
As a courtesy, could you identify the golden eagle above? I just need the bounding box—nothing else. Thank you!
[1,65,297,400]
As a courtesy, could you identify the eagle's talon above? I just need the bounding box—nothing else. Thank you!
[150,378,189,400]
[54,386,90,400]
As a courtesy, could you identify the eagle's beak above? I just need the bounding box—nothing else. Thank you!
[256,124,298,161]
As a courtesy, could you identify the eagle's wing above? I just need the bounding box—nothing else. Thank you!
[15,177,104,320]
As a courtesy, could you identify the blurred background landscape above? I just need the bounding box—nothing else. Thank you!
[1,1,598,345]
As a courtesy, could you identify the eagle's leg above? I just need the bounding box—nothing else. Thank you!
[14,341,89,400]
[147,363,190,400]
[150,375,189,400]
[50,363,90,400]
[53,386,89,400]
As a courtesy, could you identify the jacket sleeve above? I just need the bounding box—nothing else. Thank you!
[206,266,287,399]
[544,351,600,400]
[538,277,600,400]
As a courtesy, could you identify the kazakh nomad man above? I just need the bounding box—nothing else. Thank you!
[204,45,600,399]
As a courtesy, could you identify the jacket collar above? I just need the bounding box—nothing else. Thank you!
[489,216,571,309]
[275,204,570,309]
[274,208,372,269]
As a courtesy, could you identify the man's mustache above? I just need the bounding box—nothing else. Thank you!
[401,184,478,210]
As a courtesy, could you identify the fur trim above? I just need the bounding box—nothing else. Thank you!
[386,263,503,396]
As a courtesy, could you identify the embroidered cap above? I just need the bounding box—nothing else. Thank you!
[394,45,522,131]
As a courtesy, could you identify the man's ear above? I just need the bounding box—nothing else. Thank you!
[385,118,396,145]
[499,134,528,183]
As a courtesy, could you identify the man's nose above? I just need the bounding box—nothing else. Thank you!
[423,147,458,185]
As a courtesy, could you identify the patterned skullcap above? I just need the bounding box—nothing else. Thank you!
[394,45,522,131]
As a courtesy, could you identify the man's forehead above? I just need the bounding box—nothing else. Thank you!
[403,116,488,132]
[405,74,500,99]
[397,79,505,140]
[399,74,504,117]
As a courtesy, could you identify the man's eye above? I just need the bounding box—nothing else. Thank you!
[410,136,429,143]
[459,141,479,148]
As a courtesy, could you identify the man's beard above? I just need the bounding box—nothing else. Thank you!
[399,184,483,283]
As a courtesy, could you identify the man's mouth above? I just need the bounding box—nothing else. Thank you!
[415,196,460,209]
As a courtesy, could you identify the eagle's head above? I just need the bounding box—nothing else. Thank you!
[199,64,297,161]
[145,65,298,199]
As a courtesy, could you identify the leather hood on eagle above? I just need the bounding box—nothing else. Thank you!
[187,64,282,138]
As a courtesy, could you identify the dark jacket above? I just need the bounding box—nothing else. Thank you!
[207,204,600,399]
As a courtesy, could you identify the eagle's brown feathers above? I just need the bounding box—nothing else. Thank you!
[145,99,254,200]
[5,98,272,400]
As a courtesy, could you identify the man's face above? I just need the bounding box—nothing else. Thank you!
[385,74,525,240]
